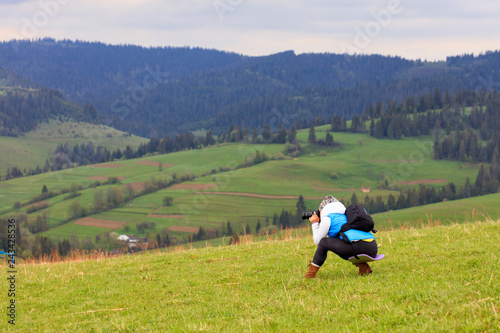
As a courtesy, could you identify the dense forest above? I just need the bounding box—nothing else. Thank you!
[359,89,500,165]
[0,86,98,136]
[1,39,499,137]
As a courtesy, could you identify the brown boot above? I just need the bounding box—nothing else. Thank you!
[304,263,321,279]
[355,263,373,276]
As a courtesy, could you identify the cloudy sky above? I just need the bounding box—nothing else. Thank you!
[1,0,499,60]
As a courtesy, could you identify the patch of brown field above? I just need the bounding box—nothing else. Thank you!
[136,161,174,167]
[167,226,199,233]
[198,192,324,200]
[26,201,51,210]
[148,214,185,219]
[89,164,124,168]
[74,217,126,229]
[397,179,447,185]
[88,176,126,181]
[311,187,358,192]
[120,182,147,190]
[169,183,218,190]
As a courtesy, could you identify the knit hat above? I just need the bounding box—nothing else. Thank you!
[318,195,339,211]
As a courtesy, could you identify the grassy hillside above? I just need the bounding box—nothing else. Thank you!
[0,119,147,173]
[374,193,500,228]
[8,220,500,331]
[1,128,489,244]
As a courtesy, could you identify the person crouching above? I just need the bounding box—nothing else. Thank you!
[304,195,378,278]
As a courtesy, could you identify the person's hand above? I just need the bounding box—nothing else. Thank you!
[309,212,320,223]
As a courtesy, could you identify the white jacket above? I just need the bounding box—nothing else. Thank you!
[311,201,346,246]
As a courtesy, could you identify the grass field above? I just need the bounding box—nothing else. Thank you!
[0,126,491,244]
[0,119,148,174]
[6,219,499,332]
[374,192,500,229]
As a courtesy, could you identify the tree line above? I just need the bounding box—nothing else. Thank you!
[1,121,307,181]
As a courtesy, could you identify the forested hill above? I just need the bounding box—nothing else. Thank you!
[0,66,41,89]
[1,39,499,137]
[0,82,98,136]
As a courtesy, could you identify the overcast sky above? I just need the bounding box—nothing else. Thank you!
[1,0,499,60]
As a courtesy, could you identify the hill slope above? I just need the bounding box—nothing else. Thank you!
[1,40,499,136]
[0,119,148,174]
[1,129,486,243]
[12,220,500,331]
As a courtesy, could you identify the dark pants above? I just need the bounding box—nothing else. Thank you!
[312,238,378,267]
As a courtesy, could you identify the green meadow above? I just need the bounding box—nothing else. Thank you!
[0,119,148,173]
[7,219,500,332]
[0,126,491,245]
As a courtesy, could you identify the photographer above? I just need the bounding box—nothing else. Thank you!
[304,195,378,278]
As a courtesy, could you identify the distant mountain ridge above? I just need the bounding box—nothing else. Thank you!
[1,39,499,137]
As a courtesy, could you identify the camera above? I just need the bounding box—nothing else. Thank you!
[301,209,320,220]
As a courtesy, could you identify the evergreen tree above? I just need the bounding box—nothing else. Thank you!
[287,125,297,143]
[226,221,233,236]
[374,120,384,138]
[262,125,272,143]
[308,124,316,143]
[350,193,358,205]
[325,131,334,146]
[464,177,472,198]
[276,124,287,143]
[387,194,396,210]
[296,195,306,217]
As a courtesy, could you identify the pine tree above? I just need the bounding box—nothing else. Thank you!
[387,194,396,210]
[296,195,306,217]
[374,120,384,138]
[226,221,233,236]
[308,124,316,143]
[475,165,486,193]
[325,131,334,146]
[287,125,297,143]
[464,177,472,198]
[350,193,358,205]
[276,125,287,143]
[262,125,272,143]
